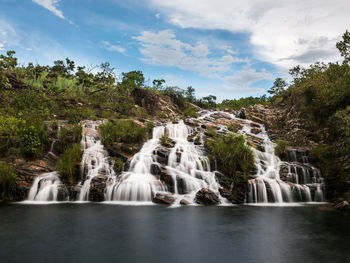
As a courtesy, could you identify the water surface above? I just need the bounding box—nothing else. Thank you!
[0,204,349,263]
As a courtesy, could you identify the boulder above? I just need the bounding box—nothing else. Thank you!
[152,193,175,205]
[195,188,220,205]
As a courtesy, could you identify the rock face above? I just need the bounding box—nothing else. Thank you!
[131,87,181,118]
[239,104,320,148]
[195,188,220,205]
[88,176,107,201]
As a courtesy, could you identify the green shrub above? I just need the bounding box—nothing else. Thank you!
[274,140,291,160]
[56,143,82,184]
[22,125,43,157]
[58,124,82,153]
[99,120,148,148]
[114,158,124,173]
[160,134,169,146]
[183,107,198,118]
[132,107,149,119]
[157,111,168,119]
[205,133,254,182]
[0,72,11,90]
[0,163,17,200]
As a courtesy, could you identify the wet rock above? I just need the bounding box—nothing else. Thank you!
[180,199,190,205]
[89,176,107,202]
[333,199,350,211]
[215,171,233,190]
[154,146,171,165]
[152,193,175,205]
[57,184,69,201]
[195,188,220,205]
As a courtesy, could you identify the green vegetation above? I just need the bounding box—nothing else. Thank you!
[219,95,269,110]
[57,124,82,154]
[0,163,17,200]
[160,134,169,146]
[99,120,151,148]
[205,133,254,183]
[56,143,83,184]
[274,140,291,160]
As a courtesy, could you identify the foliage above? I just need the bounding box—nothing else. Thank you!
[0,163,17,200]
[160,134,169,146]
[114,158,124,173]
[336,30,350,64]
[58,124,82,153]
[0,72,11,90]
[99,120,149,148]
[219,95,269,110]
[56,143,82,184]
[183,107,198,118]
[274,140,290,160]
[205,133,254,182]
[268,78,287,96]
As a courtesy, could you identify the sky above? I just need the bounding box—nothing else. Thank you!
[0,0,349,101]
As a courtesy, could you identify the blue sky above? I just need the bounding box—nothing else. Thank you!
[0,0,348,101]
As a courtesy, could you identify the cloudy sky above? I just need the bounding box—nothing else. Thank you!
[0,0,349,100]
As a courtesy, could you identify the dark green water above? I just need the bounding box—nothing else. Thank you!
[0,204,349,263]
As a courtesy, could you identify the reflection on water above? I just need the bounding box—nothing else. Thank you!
[0,204,349,263]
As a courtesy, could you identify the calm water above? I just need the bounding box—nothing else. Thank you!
[0,203,349,263]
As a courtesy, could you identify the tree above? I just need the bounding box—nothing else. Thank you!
[152,79,165,90]
[202,95,217,108]
[0,50,18,70]
[121,70,145,88]
[185,86,195,102]
[268,78,287,96]
[336,30,350,64]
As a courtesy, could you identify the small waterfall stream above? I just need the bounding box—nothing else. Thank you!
[27,172,64,202]
[78,120,115,201]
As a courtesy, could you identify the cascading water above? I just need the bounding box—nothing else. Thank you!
[105,120,222,204]
[78,120,115,201]
[196,110,325,204]
[105,126,167,202]
[164,121,222,204]
[27,172,64,202]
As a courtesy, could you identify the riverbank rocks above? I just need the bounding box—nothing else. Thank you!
[195,188,220,205]
[332,199,350,211]
[152,193,175,205]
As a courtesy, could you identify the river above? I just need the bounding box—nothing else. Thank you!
[0,203,349,263]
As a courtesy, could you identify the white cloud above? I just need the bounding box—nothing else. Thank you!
[155,13,160,19]
[0,19,19,50]
[225,67,274,88]
[133,29,246,77]
[101,41,126,53]
[32,0,71,23]
[148,0,349,69]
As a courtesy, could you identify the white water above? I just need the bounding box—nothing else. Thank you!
[106,120,223,204]
[105,126,167,201]
[198,110,325,203]
[27,172,62,201]
[78,120,115,201]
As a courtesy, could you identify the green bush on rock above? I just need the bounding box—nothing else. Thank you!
[205,133,254,183]
[99,120,150,147]
[56,143,82,184]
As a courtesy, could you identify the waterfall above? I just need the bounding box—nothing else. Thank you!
[164,120,221,204]
[27,172,64,202]
[198,110,325,204]
[78,120,115,201]
[105,120,223,204]
[105,126,167,202]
